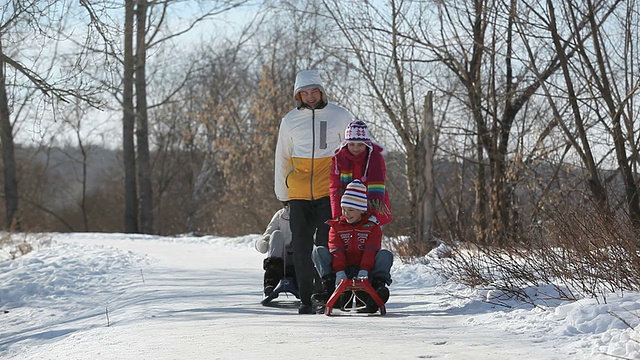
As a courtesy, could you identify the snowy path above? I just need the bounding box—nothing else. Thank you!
[0,234,596,359]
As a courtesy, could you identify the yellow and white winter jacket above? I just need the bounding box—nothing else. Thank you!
[274,71,353,201]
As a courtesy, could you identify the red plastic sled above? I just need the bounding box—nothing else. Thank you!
[324,278,386,316]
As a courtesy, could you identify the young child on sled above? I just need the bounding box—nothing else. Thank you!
[254,202,295,296]
[312,180,393,312]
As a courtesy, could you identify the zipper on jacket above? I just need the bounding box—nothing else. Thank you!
[310,109,315,200]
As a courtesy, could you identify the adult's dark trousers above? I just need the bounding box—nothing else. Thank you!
[289,197,331,305]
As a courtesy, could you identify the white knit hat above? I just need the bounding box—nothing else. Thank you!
[344,119,371,144]
[341,179,368,211]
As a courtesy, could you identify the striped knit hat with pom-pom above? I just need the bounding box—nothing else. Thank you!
[340,179,368,211]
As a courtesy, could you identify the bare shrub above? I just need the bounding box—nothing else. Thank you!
[437,203,640,305]
[0,233,10,246]
[1,233,48,262]
[10,241,33,259]
[392,237,439,263]
[17,242,33,256]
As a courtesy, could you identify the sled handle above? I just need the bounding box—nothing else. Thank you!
[324,278,386,316]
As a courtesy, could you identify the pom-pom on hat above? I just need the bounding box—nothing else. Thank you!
[341,179,368,211]
[344,119,371,144]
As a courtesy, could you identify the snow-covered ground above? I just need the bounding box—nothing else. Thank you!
[1,232,639,359]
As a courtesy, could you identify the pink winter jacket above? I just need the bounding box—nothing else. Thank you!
[329,143,392,225]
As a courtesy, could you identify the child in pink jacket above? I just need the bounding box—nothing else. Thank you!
[330,119,392,225]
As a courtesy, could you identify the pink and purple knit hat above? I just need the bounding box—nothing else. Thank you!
[344,119,371,144]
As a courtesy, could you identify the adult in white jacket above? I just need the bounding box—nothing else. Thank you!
[274,69,353,314]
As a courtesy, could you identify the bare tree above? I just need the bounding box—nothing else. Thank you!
[123,0,138,233]
[179,4,352,234]
[412,0,575,245]
[537,0,640,225]
[183,39,265,234]
[310,0,609,248]
[135,0,153,233]
[419,92,436,246]
[80,0,250,234]
[149,96,195,234]
[314,0,450,251]
[0,37,18,230]
[0,1,102,230]
[60,105,93,231]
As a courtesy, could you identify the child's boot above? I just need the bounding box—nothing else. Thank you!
[322,273,336,297]
[371,277,390,303]
[263,257,284,296]
[310,273,336,312]
[364,277,390,312]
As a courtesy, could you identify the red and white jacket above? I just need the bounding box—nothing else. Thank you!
[327,213,382,273]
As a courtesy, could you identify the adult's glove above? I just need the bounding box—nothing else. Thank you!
[335,271,348,287]
[356,269,368,280]
[254,235,269,254]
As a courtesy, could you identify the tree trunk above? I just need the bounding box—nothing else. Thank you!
[582,3,640,226]
[123,0,138,233]
[417,91,437,252]
[547,0,609,211]
[0,37,19,231]
[187,154,217,233]
[406,150,426,252]
[76,130,89,231]
[135,0,154,234]
[474,136,488,244]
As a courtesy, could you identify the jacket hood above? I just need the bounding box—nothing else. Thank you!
[293,70,328,108]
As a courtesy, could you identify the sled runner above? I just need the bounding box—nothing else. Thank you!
[261,276,299,306]
[324,278,386,316]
